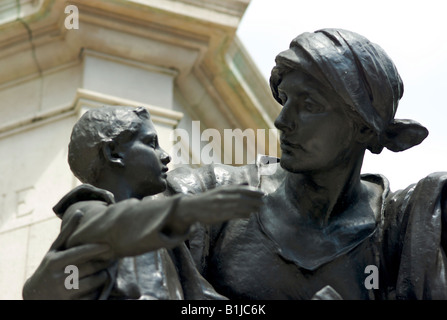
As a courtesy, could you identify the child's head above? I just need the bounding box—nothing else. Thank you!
[68,106,171,197]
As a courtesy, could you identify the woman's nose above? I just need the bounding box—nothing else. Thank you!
[274,107,294,133]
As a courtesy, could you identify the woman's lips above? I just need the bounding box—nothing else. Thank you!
[280,138,303,151]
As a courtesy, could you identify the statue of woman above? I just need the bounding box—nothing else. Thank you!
[168,28,446,300]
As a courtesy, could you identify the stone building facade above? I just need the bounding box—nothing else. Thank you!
[0,0,279,299]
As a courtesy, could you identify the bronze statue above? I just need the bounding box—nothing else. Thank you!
[23,28,447,300]
[23,105,263,299]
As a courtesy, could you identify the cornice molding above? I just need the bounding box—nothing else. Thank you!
[0,88,184,139]
[0,0,280,139]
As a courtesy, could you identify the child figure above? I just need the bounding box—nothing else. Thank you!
[39,105,263,300]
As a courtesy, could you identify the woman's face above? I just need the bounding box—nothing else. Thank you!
[274,69,361,174]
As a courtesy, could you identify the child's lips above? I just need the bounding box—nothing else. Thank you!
[161,166,169,178]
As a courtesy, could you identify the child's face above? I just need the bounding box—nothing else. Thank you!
[118,118,171,198]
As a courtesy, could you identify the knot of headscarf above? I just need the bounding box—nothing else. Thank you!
[270,28,428,154]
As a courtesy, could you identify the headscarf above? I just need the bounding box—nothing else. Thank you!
[270,28,428,154]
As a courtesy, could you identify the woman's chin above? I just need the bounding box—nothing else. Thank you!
[279,156,300,173]
[279,156,313,174]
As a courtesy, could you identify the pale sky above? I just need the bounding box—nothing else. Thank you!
[237,0,447,191]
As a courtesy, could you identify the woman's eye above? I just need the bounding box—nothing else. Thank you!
[304,100,324,113]
[277,90,288,105]
[279,93,287,105]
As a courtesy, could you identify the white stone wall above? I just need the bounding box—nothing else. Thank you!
[0,116,77,299]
